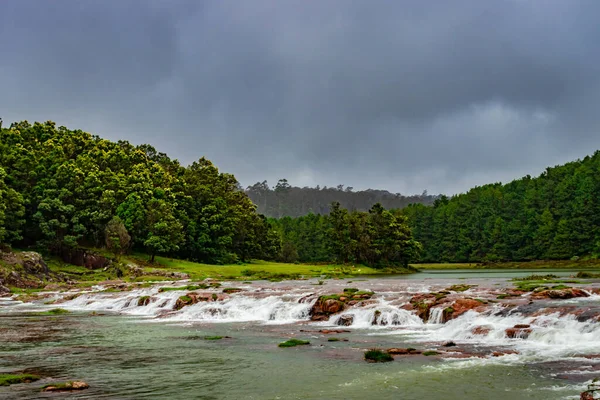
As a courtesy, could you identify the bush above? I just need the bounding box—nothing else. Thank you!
[364,349,393,363]
[278,339,310,348]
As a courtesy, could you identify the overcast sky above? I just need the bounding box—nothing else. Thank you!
[1,1,600,195]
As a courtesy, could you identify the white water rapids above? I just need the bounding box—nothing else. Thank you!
[47,285,600,362]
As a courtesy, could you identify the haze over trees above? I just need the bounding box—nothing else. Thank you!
[245,179,436,218]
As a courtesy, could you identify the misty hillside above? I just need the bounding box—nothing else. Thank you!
[245,179,437,217]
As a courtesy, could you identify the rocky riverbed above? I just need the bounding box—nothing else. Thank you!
[2,273,600,399]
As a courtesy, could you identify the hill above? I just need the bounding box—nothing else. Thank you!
[245,179,436,218]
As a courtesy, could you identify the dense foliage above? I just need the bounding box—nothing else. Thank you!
[0,121,280,263]
[246,179,436,218]
[402,152,600,262]
[270,203,421,267]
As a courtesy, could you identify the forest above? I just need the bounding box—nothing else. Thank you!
[2,120,596,268]
[245,179,435,218]
[402,152,600,262]
[273,152,600,264]
[0,121,419,268]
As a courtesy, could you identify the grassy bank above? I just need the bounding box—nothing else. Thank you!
[412,259,600,270]
[124,256,394,281]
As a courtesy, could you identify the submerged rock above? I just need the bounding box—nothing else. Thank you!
[42,381,89,392]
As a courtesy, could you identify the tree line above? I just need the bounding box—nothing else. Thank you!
[245,179,436,218]
[270,203,421,267]
[0,121,280,263]
[401,152,600,262]
[0,121,421,268]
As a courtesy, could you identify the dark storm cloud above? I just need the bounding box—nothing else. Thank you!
[2,0,600,194]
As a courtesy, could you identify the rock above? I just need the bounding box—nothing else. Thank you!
[492,350,519,357]
[444,298,486,321]
[387,348,410,355]
[531,288,590,300]
[138,296,152,306]
[318,329,351,334]
[505,326,532,339]
[387,348,422,355]
[443,341,457,347]
[371,310,382,325]
[174,293,202,310]
[309,296,346,321]
[471,326,491,335]
[60,248,111,270]
[42,381,89,392]
[336,315,354,326]
[19,252,49,275]
[0,283,10,297]
[580,391,594,400]
[513,324,530,329]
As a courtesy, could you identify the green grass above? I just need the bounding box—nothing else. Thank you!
[364,349,394,363]
[158,284,208,292]
[413,259,600,270]
[278,339,310,348]
[32,308,70,316]
[135,256,389,281]
[204,336,224,340]
[0,374,40,386]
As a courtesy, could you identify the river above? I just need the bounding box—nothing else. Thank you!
[1,270,599,399]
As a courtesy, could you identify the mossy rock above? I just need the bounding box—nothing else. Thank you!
[222,288,243,294]
[278,339,310,348]
[446,284,476,292]
[42,381,89,392]
[423,351,439,356]
[0,373,40,386]
[137,296,151,306]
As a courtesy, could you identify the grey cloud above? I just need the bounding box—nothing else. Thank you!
[1,0,600,194]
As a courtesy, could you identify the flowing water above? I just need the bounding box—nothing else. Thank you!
[1,271,599,399]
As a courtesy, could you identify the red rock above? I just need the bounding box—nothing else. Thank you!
[505,327,532,339]
[492,350,519,357]
[472,326,491,335]
[444,298,487,321]
[580,391,594,400]
[531,288,590,300]
[513,324,530,329]
[319,329,351,334]
[387,348,410,355]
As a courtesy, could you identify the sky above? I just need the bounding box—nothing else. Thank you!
[1,1,600,195]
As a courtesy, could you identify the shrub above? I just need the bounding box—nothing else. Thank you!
[364,349,393,363]
[278,339,310,348]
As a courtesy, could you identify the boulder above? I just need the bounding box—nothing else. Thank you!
[444,299,486,321]
[309,296,346,321]
[19,252,49,275]
[471,326,491,336]
[336,315,354,326]
[531,288,590,300]
[505,325,532,339]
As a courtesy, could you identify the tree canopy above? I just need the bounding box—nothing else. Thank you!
[0,121,279,263]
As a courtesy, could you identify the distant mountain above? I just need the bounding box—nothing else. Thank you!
[245,179,437,217]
